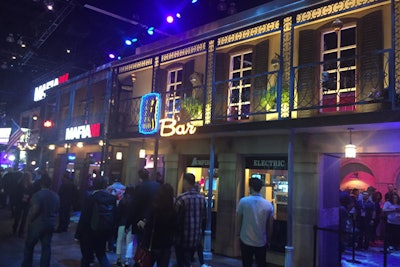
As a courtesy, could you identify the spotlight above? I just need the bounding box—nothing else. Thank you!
[166,15,174,23]
[176,13,181,19]
[109,53,116,59]
[147,27,154,35]
[131,38,138,43]
[6,33,15,43]
[44,0,54,10]
[125,39,132,45]
[192,0,198,3]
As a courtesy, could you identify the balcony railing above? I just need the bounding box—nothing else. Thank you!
[109,49,395,136]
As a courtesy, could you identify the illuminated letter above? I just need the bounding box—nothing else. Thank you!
[159,118,176,137]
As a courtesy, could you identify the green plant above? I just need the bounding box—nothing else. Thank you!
[260,84,289,110]
[180,97,203,119]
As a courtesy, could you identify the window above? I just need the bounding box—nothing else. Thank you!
[321,25,356,112]
[228,51,252,120]
[165,68,183,119]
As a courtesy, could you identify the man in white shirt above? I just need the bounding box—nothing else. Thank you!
[237,178,274,267]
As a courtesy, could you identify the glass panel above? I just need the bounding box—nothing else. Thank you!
[341,27,356,47]
[242,87,250,102]
[323,72,337,91]
[176,83,182,91]
[323,52,337,70]
[177,69,182,82]
[340,48,356,68]
[233,55,241,70]
[243,53,253,68]
[340,70,355,89]
[231,89,239,103]
[243,70,252,85]
[232,72,241,86]
[170,72,176,83]
[241,104,250,118]
[323,32,337,51]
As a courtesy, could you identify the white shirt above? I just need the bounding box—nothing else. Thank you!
[237,193,274,247]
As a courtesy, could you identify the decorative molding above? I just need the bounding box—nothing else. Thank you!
[296,0,384,24]
[217,21,280,47]
[118,58,153,73]
[395,0,400,97]
[160,42,206,62]
[205,40,215,124]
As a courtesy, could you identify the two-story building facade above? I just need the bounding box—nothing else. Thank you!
[37,0,400,266]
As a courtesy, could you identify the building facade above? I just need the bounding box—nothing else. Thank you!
[31,0,400,266]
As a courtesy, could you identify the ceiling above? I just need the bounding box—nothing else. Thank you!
[0,0,270,115]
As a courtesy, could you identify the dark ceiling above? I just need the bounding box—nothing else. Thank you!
[0,0,269,115]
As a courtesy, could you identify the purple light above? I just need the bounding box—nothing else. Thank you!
[108,53,116,59]
[166,15,174,23]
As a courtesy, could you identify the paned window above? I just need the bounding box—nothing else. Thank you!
[321,25,356,112]
[228,51,252,120]
[165,68,183,118]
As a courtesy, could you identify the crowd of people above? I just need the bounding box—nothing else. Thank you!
[0,166,276,267]
[340,184,400,254]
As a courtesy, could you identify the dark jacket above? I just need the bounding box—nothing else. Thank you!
[75,190,117,240]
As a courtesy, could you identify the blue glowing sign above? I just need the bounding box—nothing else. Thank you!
[139,93,161,134]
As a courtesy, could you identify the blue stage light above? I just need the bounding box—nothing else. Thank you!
[125,39,132,45]
[147,27,154,35]
[192,0,198,3]
[132,38,138,43]
[176,13,181,18]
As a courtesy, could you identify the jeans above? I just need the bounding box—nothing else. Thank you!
[175,245,195,267]
[80,231,111,267]
[240,240,267,267]
[21,223,54,267]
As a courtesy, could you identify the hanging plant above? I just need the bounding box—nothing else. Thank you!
[260,84,289,110]
[180,97,203,119]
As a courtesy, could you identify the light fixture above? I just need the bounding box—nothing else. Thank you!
[99,140,104,146]
[217,0,227,12]
[48,144,55,150]
[116,151,123,160]
[44,0,54,10]
[344,128,356,158]
[332,18,343,34]
[64,143,71,149]
[227,2,237,15]
[147,27,154,35]
[6,33,15,43]
[166,16,174,24]
[139,149,146,159]
[76,142,83,148]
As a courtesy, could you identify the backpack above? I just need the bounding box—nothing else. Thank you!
[90,193,115,232]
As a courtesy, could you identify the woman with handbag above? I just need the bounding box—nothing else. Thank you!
[134,183,176,267]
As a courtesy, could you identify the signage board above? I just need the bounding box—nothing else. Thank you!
[245,156,288,170]
[0,128,11,145]
[139,93,161,134]
[34,73,69,102]
[65,123,101,141]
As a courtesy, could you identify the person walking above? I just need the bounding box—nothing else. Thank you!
[55,172,78,233]
[12,172,33,237]
[174,173,206,267]
[21,174,60,267]
[115,185,135,267]
[139,183,176,267]
[75,176,117,267]
[237,177,274,267]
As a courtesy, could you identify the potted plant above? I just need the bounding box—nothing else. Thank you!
[180,96,203,120]
[260,84,289,111]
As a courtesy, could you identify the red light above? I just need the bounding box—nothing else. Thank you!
[43,120,54,128]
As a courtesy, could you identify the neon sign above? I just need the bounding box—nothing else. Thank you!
[34,73,69,102]
[139,93,161,134]
[65,123,101,141]
[159,118,197,137]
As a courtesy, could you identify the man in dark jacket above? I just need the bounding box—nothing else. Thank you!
[21,174,60,267]
[75,176,117,267]
[55,173,78,232]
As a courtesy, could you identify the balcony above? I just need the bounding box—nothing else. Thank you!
[109,49,395,137]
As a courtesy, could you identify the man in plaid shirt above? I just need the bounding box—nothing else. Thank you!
[174,173,207,267]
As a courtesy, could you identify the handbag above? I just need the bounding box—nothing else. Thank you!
[133,246,153,267]
[134,219,155,267]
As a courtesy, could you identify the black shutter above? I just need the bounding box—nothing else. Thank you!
[214,53,230,121]
[298,29,319,117]
[358,10,383,106]
[252,40,269,118]
[154,68,167,93]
